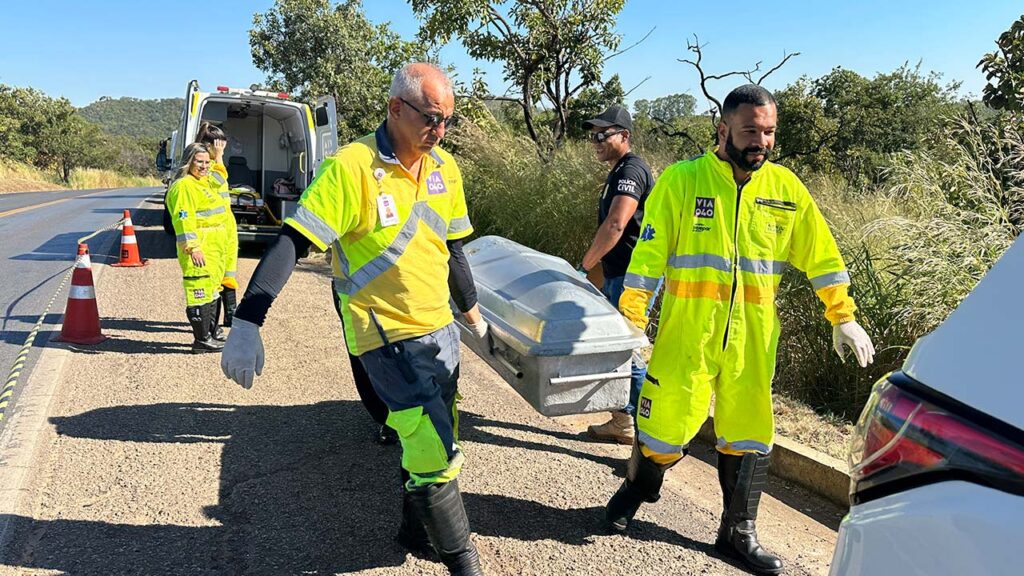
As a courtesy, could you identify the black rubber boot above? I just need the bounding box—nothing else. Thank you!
[378,424,400,445]
[605,443,684,533]
[406,479,483,575]
[187,304,223,353]
[211,298,226,341]
[396,468,434,557]
[222,287,236,328]
[715,453,783,575]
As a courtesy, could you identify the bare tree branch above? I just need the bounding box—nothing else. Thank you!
[757,52,801,84]
[604,26,656,62]
[623,76,652,98]
[652,116,705,154]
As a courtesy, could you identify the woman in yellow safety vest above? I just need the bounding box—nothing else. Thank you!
[196,122,239,338]
[166,142,229,353]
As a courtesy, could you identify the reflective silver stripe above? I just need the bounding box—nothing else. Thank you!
[637,431,686,454]
[220,192,230,198]
[668,253,732,273]
[176,232,198,242]
[717,437,772,455]
[738,257,787,276]
[225,271,236,278]
[335,203,445,295]
[810,270,851,289]
[212,172,227,185]
[447,215,472,234]
[196,206,226,217]
[68,285,96,300]
[291,205,339,247]
[331,240,351,294]
[624,273,661,291]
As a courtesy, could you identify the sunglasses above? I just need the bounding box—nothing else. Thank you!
[590,129,624,143]
[400,98,457,129]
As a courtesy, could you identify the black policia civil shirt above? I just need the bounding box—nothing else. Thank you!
[598,152,655,278]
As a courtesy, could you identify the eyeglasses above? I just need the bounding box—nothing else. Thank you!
[590,129,624,143]
[400,98,457,130]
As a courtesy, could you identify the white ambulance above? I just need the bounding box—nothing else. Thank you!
[158,80,337,244]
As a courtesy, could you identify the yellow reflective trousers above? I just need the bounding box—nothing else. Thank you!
[620,151,856,457]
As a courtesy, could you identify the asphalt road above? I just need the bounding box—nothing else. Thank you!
[0,228,843,575]
[0,187,160,434]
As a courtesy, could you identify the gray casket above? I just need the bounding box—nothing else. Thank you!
[454,236,649,416]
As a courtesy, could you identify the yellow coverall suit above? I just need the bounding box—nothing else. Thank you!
[619,150,856,462]
[167,175,229,306]
[210,162,238,290]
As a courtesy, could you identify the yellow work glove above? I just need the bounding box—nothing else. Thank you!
[618,287,654,331]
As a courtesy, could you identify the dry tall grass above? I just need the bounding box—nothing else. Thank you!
[0,159,158,194]
[453,112,1020,424]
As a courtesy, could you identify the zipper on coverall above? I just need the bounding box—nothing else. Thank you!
[722,182,745,350]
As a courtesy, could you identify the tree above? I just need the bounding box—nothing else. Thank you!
[772,65,963,182]
[250,0,426,142]
[634,93,696,123]
[410,0,626,153]
[36,98,101,183]
[565,74,625,140]
[979,15,1024,114]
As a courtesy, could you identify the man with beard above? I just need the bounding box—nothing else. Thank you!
[601,84,875,575]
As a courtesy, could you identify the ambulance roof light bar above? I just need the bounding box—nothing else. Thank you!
[215,86,290,100]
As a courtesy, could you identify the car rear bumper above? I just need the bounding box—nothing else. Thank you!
[830,480,1023,576]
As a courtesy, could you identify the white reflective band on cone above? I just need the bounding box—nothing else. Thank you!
[69,285,96,300]
[121,236,137,244]
[77,255,92,268]
[124,218,133,227]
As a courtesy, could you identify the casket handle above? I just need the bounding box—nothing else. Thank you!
[548,371,626,386]
[487,331,524,379]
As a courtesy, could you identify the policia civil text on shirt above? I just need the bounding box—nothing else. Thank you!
[602,85,875,575]
[220,63,486,576]
[166,142,231,353]
[578,105,656,446]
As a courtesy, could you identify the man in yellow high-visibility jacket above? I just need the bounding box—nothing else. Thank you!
[220,63,485,575]
[604,84,875,575]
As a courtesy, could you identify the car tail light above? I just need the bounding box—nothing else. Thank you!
[848,372,1024,504]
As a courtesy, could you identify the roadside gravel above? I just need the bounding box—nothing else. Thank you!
[0,208,842,575]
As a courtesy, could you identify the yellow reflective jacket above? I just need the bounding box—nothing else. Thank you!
[620,150,856,339]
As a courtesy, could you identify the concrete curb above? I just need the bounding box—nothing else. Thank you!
[696,416,851,507]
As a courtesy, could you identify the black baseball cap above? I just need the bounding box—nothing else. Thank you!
[582,105,633,131]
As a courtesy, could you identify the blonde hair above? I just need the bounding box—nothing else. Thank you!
[173,143,210,182]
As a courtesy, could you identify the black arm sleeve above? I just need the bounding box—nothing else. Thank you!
[233,225,313,326]
[447,238,477,313]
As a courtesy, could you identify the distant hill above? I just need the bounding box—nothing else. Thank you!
[79,96,183,141]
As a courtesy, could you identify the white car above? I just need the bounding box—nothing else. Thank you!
[830,237,1024,576]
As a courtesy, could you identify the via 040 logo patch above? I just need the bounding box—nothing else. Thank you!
[694,197,715,218]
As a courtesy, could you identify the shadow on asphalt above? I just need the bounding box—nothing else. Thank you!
[0,317,192,355]
[0,401,709,573]
[9,231,119,262]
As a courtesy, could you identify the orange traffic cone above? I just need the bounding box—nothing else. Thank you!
[55,244,108,345]
[111,209,148,267]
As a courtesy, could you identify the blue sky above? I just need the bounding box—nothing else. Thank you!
[0,0,1019,109]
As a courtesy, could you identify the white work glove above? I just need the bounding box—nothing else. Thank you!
[220,318,265,389]
[832,321,875,368]
[466,317,489,344]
